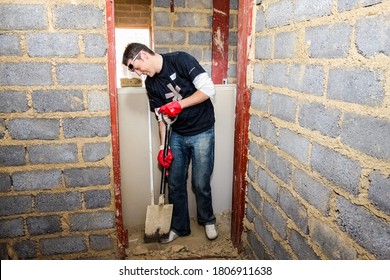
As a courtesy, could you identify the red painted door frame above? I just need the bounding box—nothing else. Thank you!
[106,0,127,260]
[231,0,254,249]
[211,0,230,84]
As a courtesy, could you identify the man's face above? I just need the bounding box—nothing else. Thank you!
[127,51,155,78]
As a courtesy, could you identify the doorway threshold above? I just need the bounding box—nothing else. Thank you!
[125,211,248,260]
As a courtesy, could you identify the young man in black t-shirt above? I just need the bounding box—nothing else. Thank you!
[122,43,218,243]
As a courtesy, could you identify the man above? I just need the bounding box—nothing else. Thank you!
[122,43,218,243]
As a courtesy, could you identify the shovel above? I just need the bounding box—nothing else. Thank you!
[144,115,176,243]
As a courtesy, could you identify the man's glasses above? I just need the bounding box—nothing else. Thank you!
[127,51,141,71]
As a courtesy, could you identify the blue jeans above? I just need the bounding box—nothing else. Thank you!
[168,126,216,236]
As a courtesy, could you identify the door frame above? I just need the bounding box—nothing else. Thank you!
[106,0,127,260]
[106,0,254,258]
[231,0,254,250]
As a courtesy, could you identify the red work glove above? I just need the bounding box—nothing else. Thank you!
[157,147,174,168]
[158,101,182,117]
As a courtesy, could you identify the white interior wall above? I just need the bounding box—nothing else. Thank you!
[118,85,236,228]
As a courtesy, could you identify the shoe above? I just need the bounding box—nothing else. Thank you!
[205,224,218,240]
[159,230,179,244]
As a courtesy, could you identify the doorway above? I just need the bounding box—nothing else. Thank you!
[106,0,252,259]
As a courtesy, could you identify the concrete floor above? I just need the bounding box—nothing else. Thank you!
[125,211,248,260]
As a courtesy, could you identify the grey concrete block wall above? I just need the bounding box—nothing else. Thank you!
[153,0,238,83]
[245,0,390,260]
[0,1,116,260]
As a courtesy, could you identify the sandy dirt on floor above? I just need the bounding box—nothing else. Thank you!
[125,211,249,260]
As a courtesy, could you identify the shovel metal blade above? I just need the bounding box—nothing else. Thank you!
[144,204,173,243]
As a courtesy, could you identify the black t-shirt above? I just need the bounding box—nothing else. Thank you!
[145,52,215,136]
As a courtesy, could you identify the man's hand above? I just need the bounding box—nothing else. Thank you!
[157,148,174,168]
[158,101,182,117]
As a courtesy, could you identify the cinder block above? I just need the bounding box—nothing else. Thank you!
[257,168,278,201]
[269,93,297,122]
[35,192,82,212]
[368,172,390,215]
[247,183,263,208]
[327,67,384,106]
[0,4,47,30]
[0,91,28,113]
[12,170,62,191]
[288,64,324,96]
[40,236,86,256]
[266,0,293,28]
[0,34,21,56]
[83,142,110,162]
[251,89,269,112]
[154,0,185,8]
[28,144,78,164]
[56,63,107,85]
[154,11,171,26]
[279,188,308,233]
[0,119,4,139]
[278,128,310,165]
[32,90,84,113]
[266,149,292,184]
[63,117,111,138]
[70,211,115,231]
[306,23,352,58]
[89,235,114,251]
[189,31,212,45]
[259,117,277,145]
[338,0,359,11]
[294,0,332,21]
[275,31,297,58]
[337,196,390,259]
[288,230,319,259]
[63,167,111,188]
[8,118,60,140]
[13,240,36,259]
[356,15,390,57]
[87,91,110,112]
[255,7,266,32]
[247,159,256,182]
[188,0,212,9]
[248,140,266,164]
[253,215,276,254]
[263,200,287,239]
[53,5,103,29]
[26,215,62,236]
[341,112,390,159]
[176,12,211,27]
[245,201,256,222]
[249,115,261,137]
[84,189,111,209]
[0,173,11,192]
[253,63,265,84]
[0,195,32,216]
[0,146,25,166]
[311,144,361,195]
[310,218,357,259]
[246,230,267,259]
[0,218,24,238]
[264,63,288,88]
[293,169,331,215]
[255,35,272,59]
[299,102,341,137]
[155,31,186,45]
[0,63,52,86]
[84,34,107,57]
[27,33,79,57]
